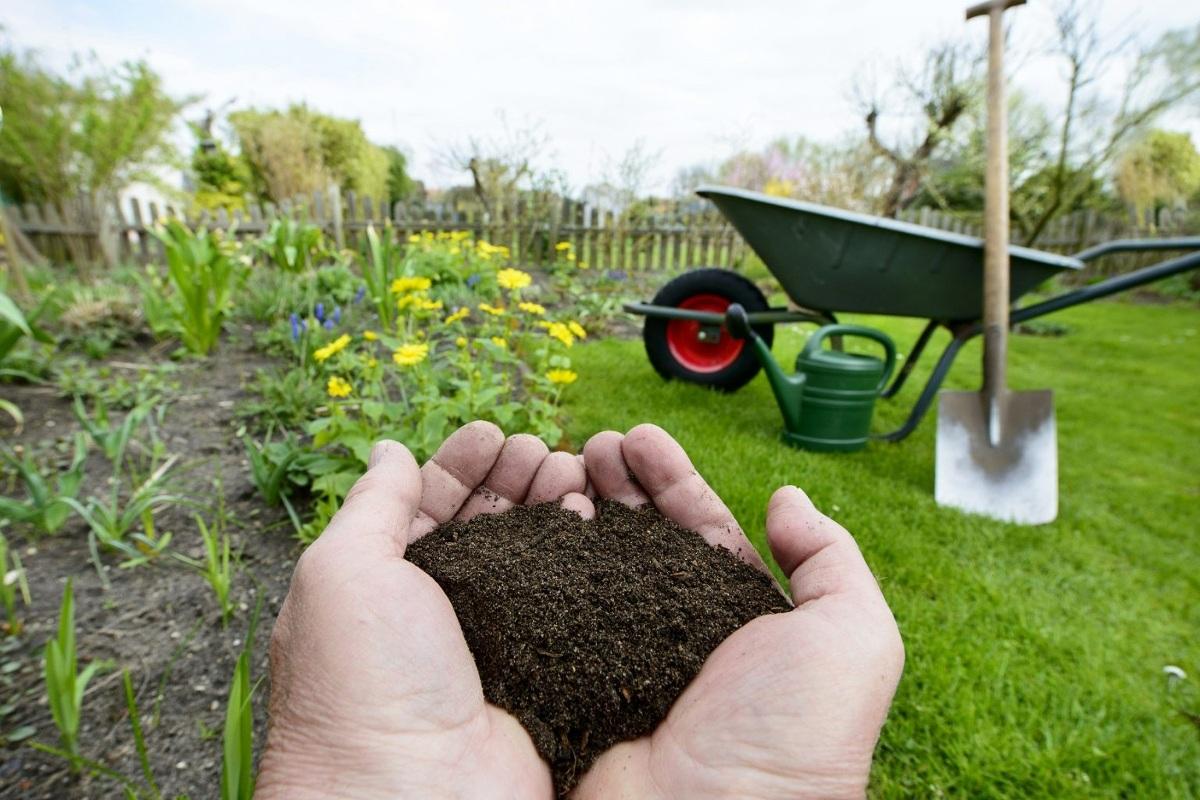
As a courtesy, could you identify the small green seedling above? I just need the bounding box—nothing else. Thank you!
[195,513,236,625]
[43,579,110,769]
[221,599,262,800]
[0,531,31,635]
[0,433,89,535]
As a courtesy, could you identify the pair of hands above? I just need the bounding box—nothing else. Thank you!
[256,422,904,799]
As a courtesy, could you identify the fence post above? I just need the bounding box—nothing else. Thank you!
[330,188,344,250]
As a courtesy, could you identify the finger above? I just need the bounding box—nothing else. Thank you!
[410,421,505,540]
[766,485,882,605]
[525,451,587,505]
[621,423,768,573]
[560,491,595,520]
[457,434,549,520]
[321,439,422,559]
[582,430,650,506]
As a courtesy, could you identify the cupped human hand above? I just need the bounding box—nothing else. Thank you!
[573,424,904,800]
[256,421,591,800]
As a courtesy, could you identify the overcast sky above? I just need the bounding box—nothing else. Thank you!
[3,0,1197,193]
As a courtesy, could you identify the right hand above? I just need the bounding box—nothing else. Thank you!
[573,424,904,799]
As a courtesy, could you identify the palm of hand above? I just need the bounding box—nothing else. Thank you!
[259,422,902,800]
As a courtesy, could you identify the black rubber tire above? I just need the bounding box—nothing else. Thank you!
[643,267,774,392]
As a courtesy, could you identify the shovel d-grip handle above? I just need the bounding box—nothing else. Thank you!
[803,324,898,394]
[965,0,1024,20]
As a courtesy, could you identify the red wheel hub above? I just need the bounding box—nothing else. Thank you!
[666,294,745,373]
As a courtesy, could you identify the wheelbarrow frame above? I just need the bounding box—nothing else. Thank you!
[627,230,1200,442]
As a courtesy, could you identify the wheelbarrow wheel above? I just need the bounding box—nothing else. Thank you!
[644,267,774,392]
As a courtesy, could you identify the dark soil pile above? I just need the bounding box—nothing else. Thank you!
[406,499,791,794]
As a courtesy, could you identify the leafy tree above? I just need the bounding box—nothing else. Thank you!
[1116,130,1200,226]
[191,143,250,211]
[229,105,388,203]
[0,46,185,269]
[1009,7,1199,244]
[382,146,415,205]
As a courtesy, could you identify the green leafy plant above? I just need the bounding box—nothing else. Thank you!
[0,531,31,635]
[147,219,249,355]
[73,395,163,471]
[258,217,325,272]
[360,223,403,329]
[43,579,110,770]
[0,433,89,535]
[220,602,262,800]
[62,456,181,584]
[55,358,178,410]
[0,289,54,380]
[183,512,236,626]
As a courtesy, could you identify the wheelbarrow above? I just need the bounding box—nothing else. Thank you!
[625,185,1200,442]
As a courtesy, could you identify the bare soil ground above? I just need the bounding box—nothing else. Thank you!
[1,326,297,799]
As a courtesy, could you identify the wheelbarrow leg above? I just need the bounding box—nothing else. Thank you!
[876,324,972,442]
[881,320,939,399]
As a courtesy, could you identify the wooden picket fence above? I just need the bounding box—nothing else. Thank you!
[9,191,749,272]
[9,190,1196,276]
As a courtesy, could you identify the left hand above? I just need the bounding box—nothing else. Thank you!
[256,422,592,800]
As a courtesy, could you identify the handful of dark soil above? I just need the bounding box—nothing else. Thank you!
[406,499,791,794]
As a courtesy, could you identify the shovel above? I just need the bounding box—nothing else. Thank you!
[935,0,1058,525]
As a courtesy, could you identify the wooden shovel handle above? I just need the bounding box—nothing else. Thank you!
[965,0,1025,20]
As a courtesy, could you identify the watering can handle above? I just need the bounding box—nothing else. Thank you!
[802,324,897,394]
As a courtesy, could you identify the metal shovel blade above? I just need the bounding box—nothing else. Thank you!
[935,390,1058,524]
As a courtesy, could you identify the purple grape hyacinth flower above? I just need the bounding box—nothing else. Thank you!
[314,302,325,322]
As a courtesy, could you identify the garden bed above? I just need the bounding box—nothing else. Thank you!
[0,330,293,799]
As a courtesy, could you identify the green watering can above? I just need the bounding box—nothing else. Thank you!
[726,305,896,452]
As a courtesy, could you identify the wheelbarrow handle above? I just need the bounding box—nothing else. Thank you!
[966,0,1025,20]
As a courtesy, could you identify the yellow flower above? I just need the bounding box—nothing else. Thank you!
[578,260,589,270]
[566,253,576,261]
[363,330,379,341]
[390,276,432,294]
[546,369,578,385]
[445,307,470,324]
[392,343,430,367]
[555,241,572,251]
[497,268,532,290]
[568,321,587,339]
[545,322,575,348]
[415,298,443,311]
[518,301,546,316]
[491,336,507,349]
[455,336,468,348]
[326,376,353,398]
[478,302,506,316]
[407,234,421,243]
[313,334,352,362]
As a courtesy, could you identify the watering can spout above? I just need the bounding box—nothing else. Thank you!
[726,304,806,433]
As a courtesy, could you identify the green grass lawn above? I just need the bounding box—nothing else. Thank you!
[563,299,1200,798]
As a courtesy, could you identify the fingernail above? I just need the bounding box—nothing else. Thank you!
[368,441,390,468]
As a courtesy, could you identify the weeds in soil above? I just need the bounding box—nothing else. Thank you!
[41,579,111,771]
[191,512,237,626]
[56,357,179,410]
[63,456,182,586]
[221,597,264,800]
[73,395,168,476]
[0,433,89,535]
[0,531,31,635]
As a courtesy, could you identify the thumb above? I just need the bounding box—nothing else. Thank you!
[766,485,881,606]
[322,439,422,559]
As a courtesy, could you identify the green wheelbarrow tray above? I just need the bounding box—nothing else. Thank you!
[624,186,1200,442]
[698,186,1083,320]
